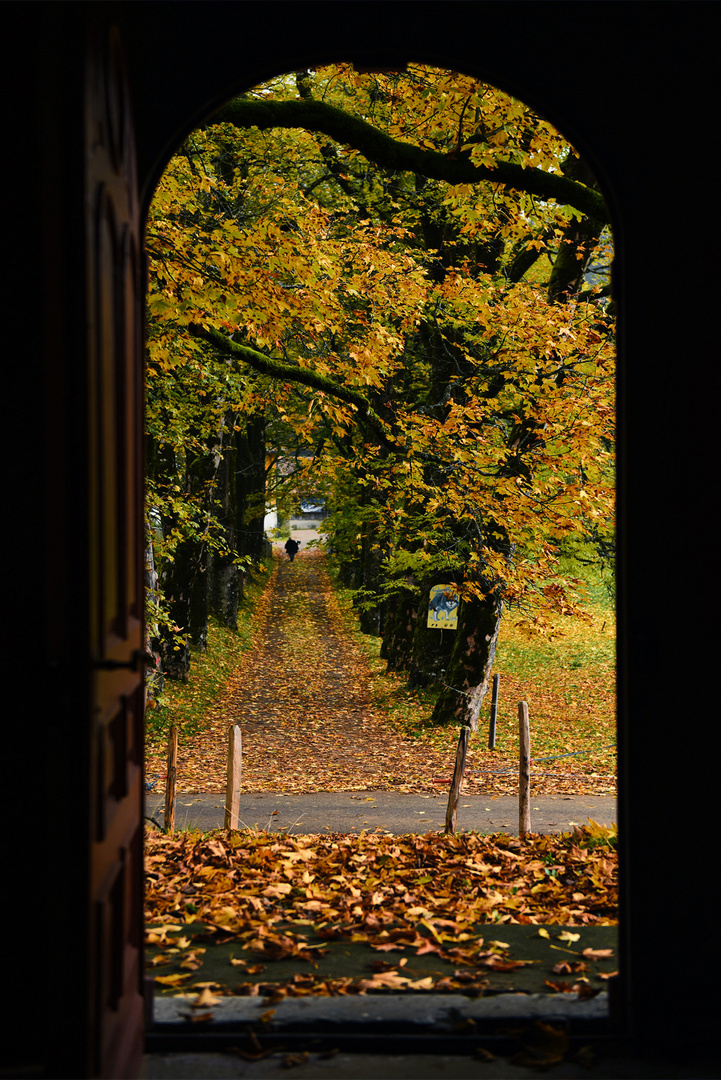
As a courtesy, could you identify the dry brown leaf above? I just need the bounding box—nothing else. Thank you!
[282,1053,310,1069]
[193,986,222,1007]
[582,947,614,959]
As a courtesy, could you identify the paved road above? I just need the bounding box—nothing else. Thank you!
[146,790,615,834]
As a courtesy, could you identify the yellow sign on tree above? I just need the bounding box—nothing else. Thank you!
[427,585,460,630]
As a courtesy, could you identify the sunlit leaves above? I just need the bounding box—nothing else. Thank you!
[145,60,615,664]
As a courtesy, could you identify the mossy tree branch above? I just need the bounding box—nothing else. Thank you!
[211,97,608,224]
[189,323,393,445]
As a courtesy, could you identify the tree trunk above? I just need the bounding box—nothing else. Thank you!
[208,548,240,629]
[189,542,209,652]
[209,427,240,629]
[430,595,502,729]
[547,213,603,303]
[144,525,164,697]
[406,578,456,689]
[380,587,419,672]
[158,536,193,681]
[235,414,267,563]
[356,522,384,635]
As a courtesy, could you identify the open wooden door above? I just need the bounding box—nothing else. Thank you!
[84,23,146,1079]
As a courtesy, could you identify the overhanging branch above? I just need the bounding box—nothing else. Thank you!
[189,323,392,444]
[211,97,608,223]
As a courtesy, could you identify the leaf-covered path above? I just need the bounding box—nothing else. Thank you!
[147,547,615,797]
[149,548,460,794]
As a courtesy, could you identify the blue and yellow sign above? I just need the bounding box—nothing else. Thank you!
[427,584,460,629]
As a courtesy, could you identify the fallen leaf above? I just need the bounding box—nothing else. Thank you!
[154,973,189,986]
[194,986,222,1007]
[179,949,205,970]
[475,1047,495,1062]
[262,883,292,898]
[282,1052,310,1068]
[477,955,531,972]
[181,1010,215,1023]
[145,821,618,1002]
[552,960,587,975]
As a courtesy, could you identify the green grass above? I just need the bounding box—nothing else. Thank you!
[497,608,614,679]
[491,598,616,772]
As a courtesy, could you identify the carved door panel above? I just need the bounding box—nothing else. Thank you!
[85,25,145,1079]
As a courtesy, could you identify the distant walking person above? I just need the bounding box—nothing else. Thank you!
[284,537,300,562]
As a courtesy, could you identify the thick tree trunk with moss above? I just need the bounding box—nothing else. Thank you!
[235,414,267,564]
[547,214,603,303]
[157,537,194,681]
[356,522,384,635]
[380,588,419,673]
[430,596,502,729]
[189,546,209,652]
[208,429,240,629]
[405,579,456,688]
[208,549,240,629]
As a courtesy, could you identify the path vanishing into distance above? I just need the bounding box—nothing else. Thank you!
[146,537,616,834]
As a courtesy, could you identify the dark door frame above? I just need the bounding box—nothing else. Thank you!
[4,3,718,1076]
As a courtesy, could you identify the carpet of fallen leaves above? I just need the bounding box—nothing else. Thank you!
[145,823,617,1000]
[145,547,615,797]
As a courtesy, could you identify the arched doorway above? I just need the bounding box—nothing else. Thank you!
[142,60,617,1048]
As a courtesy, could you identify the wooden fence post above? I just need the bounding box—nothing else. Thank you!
[224,723,242,830]
[488,673,500,749]
[164,724,178,834]
[518,701,531,836]
[445,726,470,835]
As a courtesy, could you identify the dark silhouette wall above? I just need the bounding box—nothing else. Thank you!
[3,2,718,1075]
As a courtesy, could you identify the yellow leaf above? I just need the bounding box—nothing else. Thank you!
[262,883,292,897]
[194,986,222,1007]
[154,973,189,986]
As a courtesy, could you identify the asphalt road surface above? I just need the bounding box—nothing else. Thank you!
[146,790,615,834]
